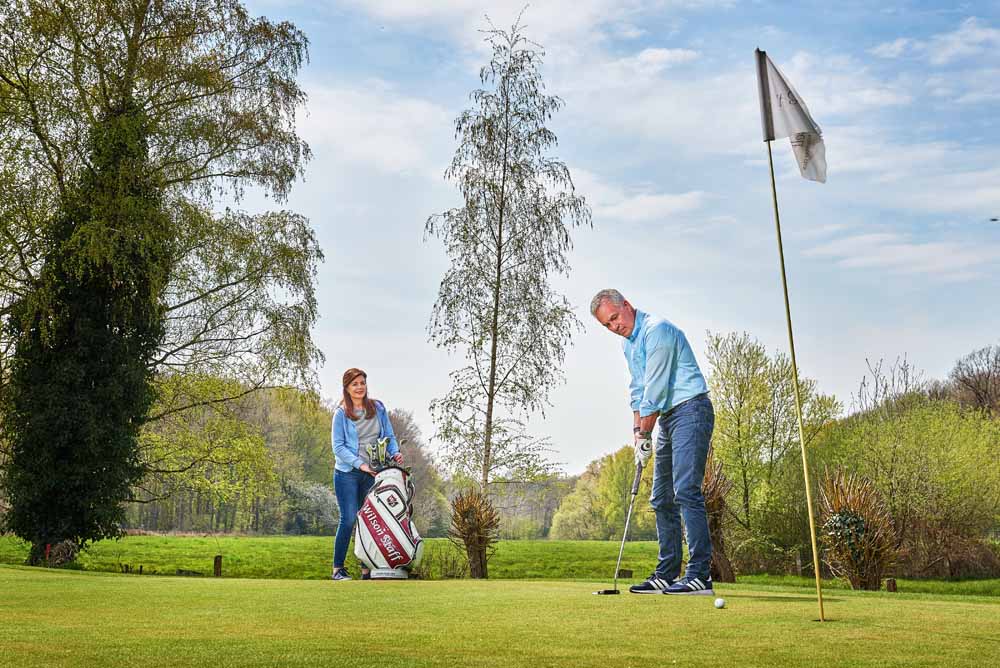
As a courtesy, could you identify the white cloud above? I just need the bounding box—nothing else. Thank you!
[821,126,956,177]
[926,17,1000,65]
[870,38,911,58]
[613,22,645,39]
[572,168,705,223]
[617,47,700,76]
[338,0,734,60]
[597,191,705,222]
[779,52,913,115]
[925,67,1000,105]
[299,81,453,178]
[804,232,1000,281]
[338,0,646,55]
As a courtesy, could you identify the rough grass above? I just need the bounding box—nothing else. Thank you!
[1,565,998,668]
[1,534,998,596]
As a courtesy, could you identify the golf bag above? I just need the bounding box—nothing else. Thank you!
[353,465,424,576]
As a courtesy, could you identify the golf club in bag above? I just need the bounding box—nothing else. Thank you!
[594,461,644,595]
[353,438,424,579]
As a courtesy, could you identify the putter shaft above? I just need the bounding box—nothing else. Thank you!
[612,461,644,591]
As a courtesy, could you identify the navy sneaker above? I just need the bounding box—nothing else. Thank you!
[331,568,352,581]
[664,576,714,595]
[629,574,674,594]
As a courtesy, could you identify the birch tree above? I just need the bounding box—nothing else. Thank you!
[426,18,590,490]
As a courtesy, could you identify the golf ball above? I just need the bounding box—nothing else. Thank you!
[714,597,726,609]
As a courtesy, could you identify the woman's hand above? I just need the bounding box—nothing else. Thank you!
[359,463,376,476]
[392,452,404,465]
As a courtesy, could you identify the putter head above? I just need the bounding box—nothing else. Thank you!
[593,589,620,595]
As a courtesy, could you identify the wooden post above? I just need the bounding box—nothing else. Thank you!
[214,555,222,577]
[885,578,897,592]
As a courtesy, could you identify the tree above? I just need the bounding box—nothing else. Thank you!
[549,447,654,541]
[0,0,315,559]
[549,466,604,540]
[0,0,321,401]
[949,344,1000,415]
[128,385,335,534]
[425,16,590,492]
[132,374,277,532]
[705,331,840,534]
[593,447,655,540]
[3,101,171,562]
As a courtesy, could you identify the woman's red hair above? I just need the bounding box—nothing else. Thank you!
[342,368,376,420]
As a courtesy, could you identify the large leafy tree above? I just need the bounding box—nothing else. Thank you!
[705,331,840,533]
[0,0,321,399]
[4,102,171,561]
[426,17,590,491]
[0,0,317,559]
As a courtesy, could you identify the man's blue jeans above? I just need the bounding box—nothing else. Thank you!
[650,393,715,581]
[333,468,375,568]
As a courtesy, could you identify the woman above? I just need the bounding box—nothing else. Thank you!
[331,368,403,580]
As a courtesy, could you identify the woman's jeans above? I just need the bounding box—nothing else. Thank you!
[333,468,375,568]
[650,393,715,581]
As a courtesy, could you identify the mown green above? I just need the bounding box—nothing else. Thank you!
[1,565,998,668]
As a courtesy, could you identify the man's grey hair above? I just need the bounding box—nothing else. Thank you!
[590,289,625,317]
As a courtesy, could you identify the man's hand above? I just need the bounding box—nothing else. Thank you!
[633,431,652,466]
[392,452,404,465]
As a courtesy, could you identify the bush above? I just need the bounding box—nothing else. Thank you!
[449,489,500,579]
[410,542,468,580]
[282,481,338,535]
[820,470,898,590]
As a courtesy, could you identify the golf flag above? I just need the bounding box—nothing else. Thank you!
[755,49,827,183]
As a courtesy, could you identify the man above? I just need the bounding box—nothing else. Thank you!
[591,289,715,595]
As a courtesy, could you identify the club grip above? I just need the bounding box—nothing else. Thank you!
[631,461,643,495]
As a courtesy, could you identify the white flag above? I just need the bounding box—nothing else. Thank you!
[755,49,827,183]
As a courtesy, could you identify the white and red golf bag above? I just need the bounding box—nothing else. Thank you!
[354,466,424,579]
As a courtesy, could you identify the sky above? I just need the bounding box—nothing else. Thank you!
[241,0,1000,474]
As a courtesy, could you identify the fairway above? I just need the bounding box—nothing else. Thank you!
[2,566,998,668]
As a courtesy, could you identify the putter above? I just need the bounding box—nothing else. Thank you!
[594,461,643,595]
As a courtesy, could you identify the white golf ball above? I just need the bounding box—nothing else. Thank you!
[714,597,726,609]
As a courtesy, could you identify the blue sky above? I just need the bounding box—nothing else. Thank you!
[243,1,1000,474]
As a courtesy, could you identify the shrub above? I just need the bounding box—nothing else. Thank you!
[449,489,500,579]
[410,542,468,580]
[819,470,898,590]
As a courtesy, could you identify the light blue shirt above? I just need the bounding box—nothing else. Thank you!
[624,310,708,417]
[332,400,399,472]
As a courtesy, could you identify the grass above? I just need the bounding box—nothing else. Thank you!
[0,534,665,580]
[1,565,998,668]
[2,534,998,596]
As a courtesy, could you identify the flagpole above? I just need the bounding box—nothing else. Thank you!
[765,139,826,622]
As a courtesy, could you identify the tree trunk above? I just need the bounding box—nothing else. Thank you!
[466,540,489,578]
[709,521,737,583]
[704,450,736,582]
